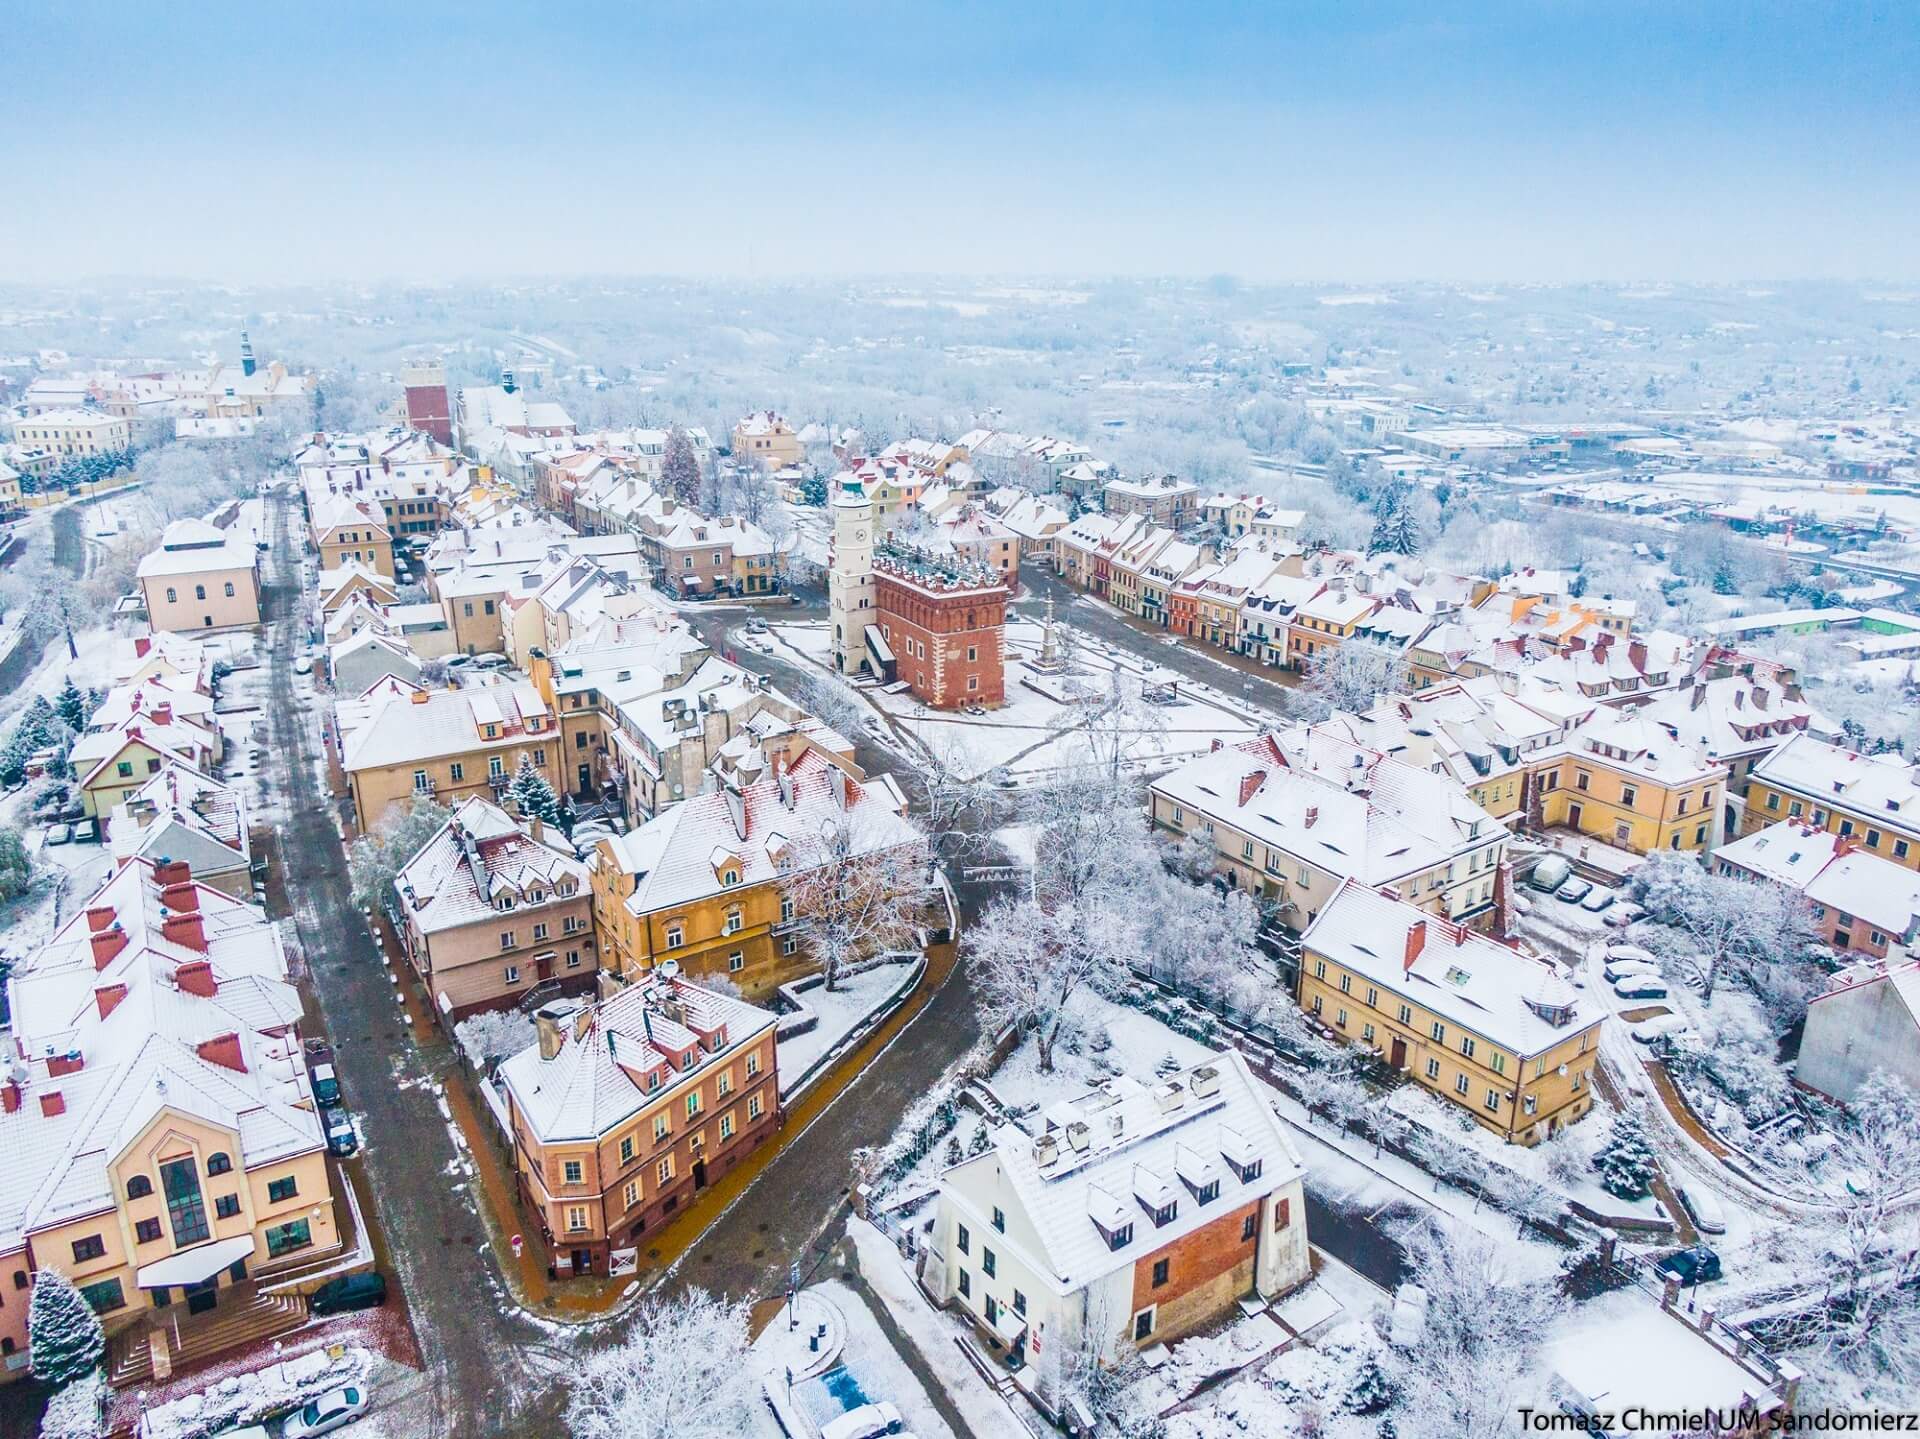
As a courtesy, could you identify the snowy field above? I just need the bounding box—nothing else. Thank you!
[758,616,1273,783]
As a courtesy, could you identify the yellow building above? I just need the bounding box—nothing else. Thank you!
[0,858,342,1373]
[1531,711,1725,855]
[1741,731,1920,870]
[732,411,801,471]
[1299,882,1603,1144]
[591,745,920,1000]
[137,519,263,633]
[309,494,395,578]
[340,681,563,830]
[10,407,132,459]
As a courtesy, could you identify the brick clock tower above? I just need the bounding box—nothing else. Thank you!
[870,549,1007,709]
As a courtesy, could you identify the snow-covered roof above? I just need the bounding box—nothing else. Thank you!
[498,975,776,1143]
[1717,822,1920,938]
[1750,734,1920,834]
[938,1051,1302,1296]
[1301,881,1597,1056]
[340,681,551,772]
[394,797,587,935]
[137,518,257,579]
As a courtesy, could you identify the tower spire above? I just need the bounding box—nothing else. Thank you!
[239,330,257,378]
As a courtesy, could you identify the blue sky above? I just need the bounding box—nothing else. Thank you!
[5,1,1916,282]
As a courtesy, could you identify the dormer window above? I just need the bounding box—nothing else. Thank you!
[1145,1200,1177,1227]
[497,895,515,911]
[1099,1221,1133,1251]
[721,869,739,888]
[1194,1179,1219,1204]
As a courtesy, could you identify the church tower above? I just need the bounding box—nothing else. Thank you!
[239,330,257,378]
[829,481,876,675]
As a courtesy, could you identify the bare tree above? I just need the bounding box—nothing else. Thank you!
[780,808,929,989]
[966,896,1122,1072]
[1021,764,1149,912]
[1064,671,1166,783]
[1291,636,1407,721]
[915,730,1006,870]
[563,1289,756,1439]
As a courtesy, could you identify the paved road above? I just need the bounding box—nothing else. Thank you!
[258,492,566,1438]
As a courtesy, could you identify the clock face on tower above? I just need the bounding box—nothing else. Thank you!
[854,528,867,541]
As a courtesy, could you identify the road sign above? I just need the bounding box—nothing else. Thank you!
[510,1234,523,1259]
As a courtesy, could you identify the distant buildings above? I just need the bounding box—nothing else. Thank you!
[1101,474,1199,528]
[1716,822,1920,960]
[498,974,779,1280]
[731,410,801,472]
[136,518,262,633]
[929,1051,1311,1363]
[12,406,131,459]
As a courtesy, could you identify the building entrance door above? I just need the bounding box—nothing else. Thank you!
[1389,1038,1407,1069]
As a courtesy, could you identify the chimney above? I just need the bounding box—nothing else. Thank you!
[94,983,128,1020]
[1305,805,1320,828]
[1834,833,1858,858]
[1753,686,1769,711]
[535,1003,568,1061]
[1733,689,1745,710]
[164,912,208,953]
[0,1082,18,1114]
[134,636,152,658]
[160,882,199,914]
[1629,638,1648,672]
[91,926,128,970]
[152,858,191,889]
[151,702,172,726]
[86,905,117,933]
[175,958,216,996]
[1238,770,1266,807]
[1404,920,1428,972]
[1690,683,1706,711]
[195,1033,247,1073]
[1210,737,1224,752]
[47,1052,83,1078]
[39,1092,65,1117]
[529,816,544,845]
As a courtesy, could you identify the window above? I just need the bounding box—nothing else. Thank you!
[79,1278,125,1314]
[717,1070,733,1098]
[1491,1052,1506,1076]
[984,1249,997,1279]
[1151,1258,1169,1288]
[1898,840,1911,860]
[1338,973,1351,995]
[1133,1308,1155,1341]
[748,1093,764,1121]
[1524,1095,1538,1115]
[265,1220,311,1257]
[1313,960,1326,980]
[162,1157,209,1246]
[653,1114,670,1143]
[1454,1073,1470,1096]
[1766,792,1780,811]
[267,1175,298,1203]
[620,1136,635,1164]
[1274,1196,1291,1230]
[658,1155,675,1185]
[563,1160,584,1185]
[215,1192,243,1220]
[194,584,206,601]
[1309,995,1322,1016]
[1485,1088,1501,1111]
[1013,1289,1027,1316]
[782,936,798,955]
[1397,1004,1412,1025]
[224,581,235,598]
[1460,1036,1475,1059]
[134,1218,163,1244]
[126,1174,153,1199]
[117,760,134,778]
[957,1223,971,1255]
[1430,1020,1446,1043]
[624,1180,640,1209]
[565,1206,589,1233]
[1620,785,1637,807]
[723,907,742,935]
[501,931,517,950]
[719,1112,735,1141]
[992,1206,1006,1233]
[413,769,430,793]
[504,965,520,983]
[686,1092,702,1120]
[167,587,178,604]
[1425,1058,1441,1080]
[532,749,545,767]
[1361,1023,1375,1042]
[1365,987,1378,1007]
[728,952,744,973]
[958,1269,971,1298]
[666,924,684,949]
[746,1050,761,1078]
[1868,829,1883,847]
[533,922,549,942]
[489,756,505,779]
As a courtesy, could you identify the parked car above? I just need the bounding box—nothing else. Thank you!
[1631,1014,1690,1045]
[822,1403,906,1439]
[1659,1245,1722,1287]
[57,801,86,823]
[1580,888,1616,913]
[1603,959,1660,985]
[445,654,473,667]
[1613,976,1669,1000]
[309,1063,340,1106]
[311,1271,387,1315]
[744,617,769,635]
[1527,856,1572,893]
[282,1385,369,1438]
[44,823,71,846]
[1604,943,1657,965]
[1676,1184,1727,1236]
[471,654,511,669]
[325,1109,359,1156]
[1554,878,1594,905]
[1602,903,1644,929]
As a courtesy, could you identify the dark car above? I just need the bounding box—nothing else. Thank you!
[1660,1245,1722,1287]
[324,1108,358,1156]
[311,1271,387,1315]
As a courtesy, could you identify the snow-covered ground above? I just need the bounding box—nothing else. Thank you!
[775,960,921,1093]
[755,1279,960,1439]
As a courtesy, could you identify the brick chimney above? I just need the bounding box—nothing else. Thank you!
[91,926,129,970]
[1305,805,1319,828]
[1733,689,1745,709]
[152,858,192,889]
[46,1051,83,1077]
[1690,682,1707,711]
[195,1033,246,1073]
[175,958,216,996]
[1753,686,1769,711]
[1404,920,1428,972]
[1834,833,1858,858]
[0,1081,18,1114]
[1628,638,1648,672]
[151,702,172,726]
[1238,769,1267,807]
[39,1092,64,1117]
[160,882,199,914]
[94,983,128,1020]
[163,911,208,953]
[86,904,117,933]
[134,636,152,658]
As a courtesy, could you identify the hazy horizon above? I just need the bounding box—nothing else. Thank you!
[6,1,1918,286]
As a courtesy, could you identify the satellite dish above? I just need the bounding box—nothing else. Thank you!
[658,959,681,981]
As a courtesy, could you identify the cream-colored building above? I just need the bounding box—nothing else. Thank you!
[732,411,801,471]
[339,681,563,830]
[309,494,395,578]
[10,407,132,459]
[137,519,262,633]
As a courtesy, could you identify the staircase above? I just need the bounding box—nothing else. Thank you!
[107,1289,309,1389]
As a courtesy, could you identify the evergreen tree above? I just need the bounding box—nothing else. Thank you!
[507,756,564,828]
[1366,482,1421,557]
[1344,1351,1396,1415]
[29,1270,105,1387]
[1155,1051,1180,1078]
[796,473,828,507]
[54,678,88,731]
[967,1122,990,1156]
[662,426,703,507]
[1592,1108,1658,1200]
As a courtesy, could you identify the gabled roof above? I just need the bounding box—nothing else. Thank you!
[395,797,588,935]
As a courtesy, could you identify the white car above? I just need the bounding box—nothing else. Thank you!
[1613,976,1669,1000]
[1604,943,1657,965]
[1631,1014,1691,1045]
[1602,958,1660,984]
[282,1385,369,1438]
[293,656,313,676]
[1677,1183,1727,1235]
[822,1403,906,1439]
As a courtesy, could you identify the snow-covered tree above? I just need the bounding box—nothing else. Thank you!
[661,426,703,507]
[506,755,564,828]
[780,809,929,989]
[53,678,90,731]
[967,896,1125,1072]
[0,829,34,903]
[348,794,453,910]
[37,1369,105,1439]
[1062,671,1166,784]
[914,731,1006,870]
[1592,1107,1657,1200]
[563,1289,756,1439]
[1021,764,1150,914]
[1367,482,1422,557]
[29,1270,105,1387]
[1292,637,1407,721]
[1629,851,1817,1009]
